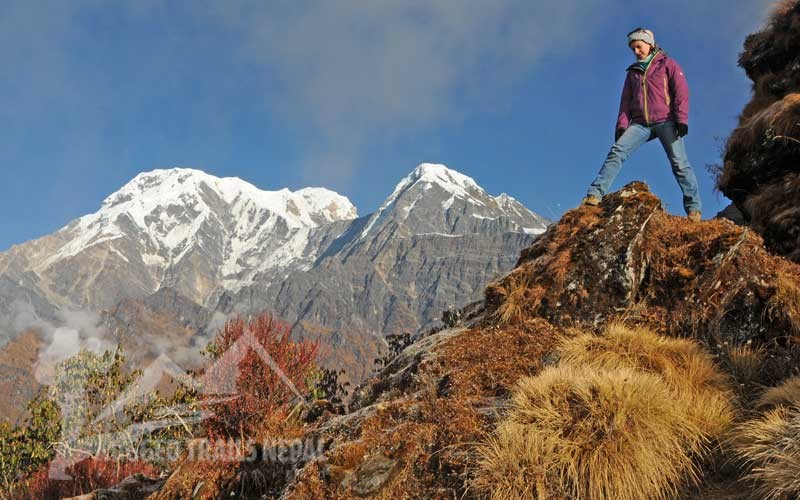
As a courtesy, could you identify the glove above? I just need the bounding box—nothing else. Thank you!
[676,123,688,137]
[615,128,626,142]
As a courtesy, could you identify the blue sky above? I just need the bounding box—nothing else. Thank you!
[0,0,774,251]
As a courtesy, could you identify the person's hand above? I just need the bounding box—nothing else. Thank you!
[615,128,626,142]
[676,123,688,137]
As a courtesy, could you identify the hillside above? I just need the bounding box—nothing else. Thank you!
[141,182,799,499]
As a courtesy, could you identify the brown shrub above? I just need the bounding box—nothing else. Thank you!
[201,313,319,438]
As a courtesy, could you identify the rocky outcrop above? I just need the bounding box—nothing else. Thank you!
[718,0,800,263]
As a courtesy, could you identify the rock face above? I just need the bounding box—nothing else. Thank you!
[0,163,548,417]
[718,1,800,262]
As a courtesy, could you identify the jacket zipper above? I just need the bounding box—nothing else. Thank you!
[641,53,658,125]
[664,75,670,107]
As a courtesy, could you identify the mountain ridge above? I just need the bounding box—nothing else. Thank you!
[0,162,549,420]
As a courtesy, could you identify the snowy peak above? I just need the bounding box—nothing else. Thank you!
[295,187,359,224]
[357,163,548,241]
[103,168,357,228]
[379,163,485,211]
[37,168,359,276]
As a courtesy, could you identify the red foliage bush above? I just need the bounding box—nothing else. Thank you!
[16,456,157,500]
[200,313,320,438]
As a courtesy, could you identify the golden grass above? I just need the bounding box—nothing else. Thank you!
[557,324,735,441]
[768,270,800,334]
[487,272,544,325]
[730,404,800,499]
[722,343,766,385]
[472,421,554,500]
[757,376,800,409]
[475,365,705,500]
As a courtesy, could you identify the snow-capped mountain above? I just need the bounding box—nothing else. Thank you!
[217,164,550,377]
[0,168,358,312]
[0,163,550,411]
[357,163,546,247]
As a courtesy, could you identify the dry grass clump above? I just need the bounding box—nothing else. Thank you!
[721,343,766,386]
[739,0,800,82]
[558,324,728,391]
[757,376,800,409]
[730,403,800,499]
[475,365,704,500]
[721,93,800,201]
[472,421,554,500]
[744,173,800,263]
[486,272,543,325]
[767,268,800,331]
[558,324,735,441]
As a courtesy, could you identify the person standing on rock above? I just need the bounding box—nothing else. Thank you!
[582,28,702,222]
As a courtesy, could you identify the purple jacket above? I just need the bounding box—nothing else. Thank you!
[616,50,689,130]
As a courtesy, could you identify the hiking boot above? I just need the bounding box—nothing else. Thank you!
[582,195,601,206]
[687,210,702,222]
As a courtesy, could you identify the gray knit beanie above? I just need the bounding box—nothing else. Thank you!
[627,28,655,47]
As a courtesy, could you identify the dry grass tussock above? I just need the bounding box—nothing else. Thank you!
[558,324,735,441]
[744,173,800,262]
[733,94,800,155]
[767,269,800,334]
[757,375,800,409]
[559,323,728,392]
[486,271,544,325]
[730,403,800,499]
[771,0,800,18]
[482,273,538,328]
[721,92,800,202]
[472,421,554,500]
[721,343,766,386]
[475,365,704,500]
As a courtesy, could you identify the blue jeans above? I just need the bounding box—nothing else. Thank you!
[587,121,702,214]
